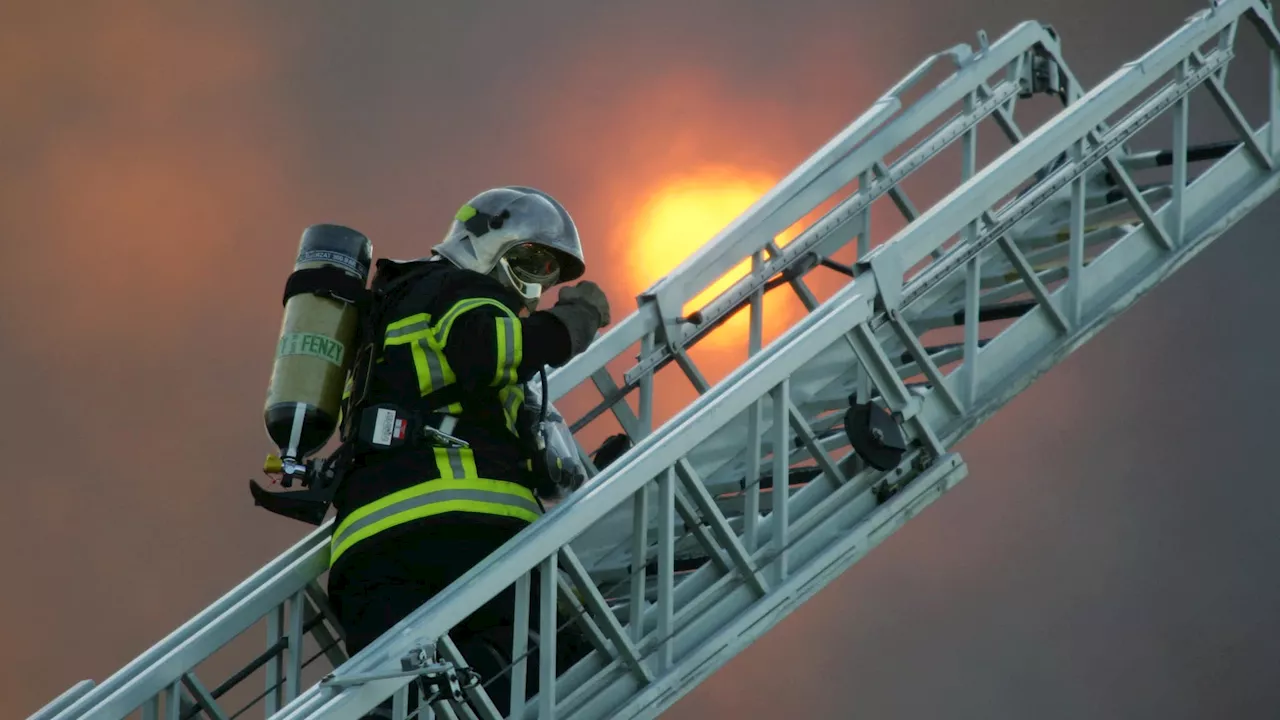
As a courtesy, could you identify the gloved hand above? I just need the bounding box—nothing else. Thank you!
[557,281,611,328]
[546,281,611,357]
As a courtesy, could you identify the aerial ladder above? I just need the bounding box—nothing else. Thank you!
[30,0,1280,717]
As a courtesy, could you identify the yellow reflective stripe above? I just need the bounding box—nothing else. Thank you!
[328,480,542,565]
[381,312,457,398]
[329,447,541,566]
[409,336,455,396]
[497,385,524,435]
[434,298,516,344]
[492,315,523,386]
[384,313,433,346]
[435,445,478,479]
[372,298,523,426]
[431,297,522,390]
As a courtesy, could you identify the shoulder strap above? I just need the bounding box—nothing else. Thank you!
[341,261,444,439]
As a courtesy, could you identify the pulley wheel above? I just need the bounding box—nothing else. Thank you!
[843,401,907,471]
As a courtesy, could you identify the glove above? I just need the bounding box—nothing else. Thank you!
[558,281,611,327]
[546,281,611,357]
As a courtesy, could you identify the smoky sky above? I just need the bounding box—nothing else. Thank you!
[5,0,1280,718]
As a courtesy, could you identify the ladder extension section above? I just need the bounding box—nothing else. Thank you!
[35,1,1280,718]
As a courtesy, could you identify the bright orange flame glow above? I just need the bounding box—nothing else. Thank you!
[626,166,799,348]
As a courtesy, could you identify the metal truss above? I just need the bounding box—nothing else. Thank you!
[32,0,1280,718]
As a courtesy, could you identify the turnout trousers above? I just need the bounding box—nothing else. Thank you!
[328,509,594,716]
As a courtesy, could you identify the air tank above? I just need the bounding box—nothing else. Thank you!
[263,224,373,465]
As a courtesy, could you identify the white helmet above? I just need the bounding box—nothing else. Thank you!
[431,186,586,310]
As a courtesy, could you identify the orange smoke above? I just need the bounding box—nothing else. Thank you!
[0,4,309,717]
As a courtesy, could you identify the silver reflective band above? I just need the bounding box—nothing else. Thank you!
[384,319,432,341]
[415,338,448,392]
[331,486,543,556]
[438,415,458,435]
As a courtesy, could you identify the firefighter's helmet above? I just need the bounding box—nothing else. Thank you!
[431,186,586,310]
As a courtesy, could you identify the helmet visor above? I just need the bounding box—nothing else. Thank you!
[504,242,561,289]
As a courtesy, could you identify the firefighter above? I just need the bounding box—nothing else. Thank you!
[325,185,610,716]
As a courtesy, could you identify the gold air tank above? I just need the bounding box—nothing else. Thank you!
[263,224,373,465]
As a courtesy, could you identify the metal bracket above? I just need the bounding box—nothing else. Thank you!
[637,292,692,355]
[855,250,904,314]
[1019,44,1064,98]
[319,643,477,704]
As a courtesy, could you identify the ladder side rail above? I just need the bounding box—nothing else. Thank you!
[572,34,1074,468]
[878,0,1280,439]
[602,455,970,720]
[636,21,1068,372]
[29,680,95,720]
[925,124,1280,451]
[623,67,1033,388]
[686,0,1280,589]
[860,0,1263,287]
[584,77,1085,564]
[595,58,1280,720]
[76,533,331,720]
[643,21,1066,316]
[54,521,334,720]
[559,10,1280,713]
[548,21,1061,404]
